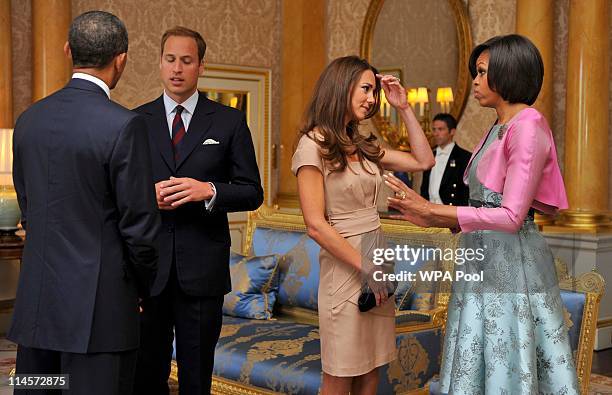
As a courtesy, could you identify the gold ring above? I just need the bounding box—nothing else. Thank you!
[397,191,406,200]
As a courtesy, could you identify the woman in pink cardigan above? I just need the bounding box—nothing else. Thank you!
[385,35,579,394]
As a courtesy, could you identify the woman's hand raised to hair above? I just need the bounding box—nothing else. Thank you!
[377,74,409,110]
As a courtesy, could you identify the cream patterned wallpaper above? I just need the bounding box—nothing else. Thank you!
[71,0,282,159]
[10,0,31,123]
[327,0,371,62]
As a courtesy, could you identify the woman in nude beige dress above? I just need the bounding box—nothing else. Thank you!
[291,55,434,395]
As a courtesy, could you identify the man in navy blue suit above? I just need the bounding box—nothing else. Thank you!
[9,11,160,395]
[133,27,263,394]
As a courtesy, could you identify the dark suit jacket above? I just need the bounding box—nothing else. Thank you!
[421,143,471,206]
[9,78,161,353]
[135,93,263,297]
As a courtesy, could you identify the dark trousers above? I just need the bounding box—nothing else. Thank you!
[133,264,224,395]
[14,345,137,395]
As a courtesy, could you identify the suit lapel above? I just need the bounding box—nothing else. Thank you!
[148,96,175,171]
[175,93,215,170]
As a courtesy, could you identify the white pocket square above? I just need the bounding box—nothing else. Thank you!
[202,138,220,145]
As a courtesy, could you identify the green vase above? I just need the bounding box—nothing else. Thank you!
[0,185,21,232]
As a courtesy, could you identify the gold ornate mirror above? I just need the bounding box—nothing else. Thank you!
[360,0,472,150]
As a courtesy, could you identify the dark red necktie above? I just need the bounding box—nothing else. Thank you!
[172,105,186,161]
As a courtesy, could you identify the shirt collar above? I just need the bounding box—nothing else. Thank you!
[72,73,111,99]
[163,90,199,116]
[436,141,455,155]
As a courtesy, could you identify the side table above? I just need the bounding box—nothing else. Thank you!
[0,233,24,334]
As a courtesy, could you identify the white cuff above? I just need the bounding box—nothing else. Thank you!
[204,182,217,211]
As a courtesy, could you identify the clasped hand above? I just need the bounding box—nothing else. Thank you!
[362,259,395,307]
[155,176,214,210]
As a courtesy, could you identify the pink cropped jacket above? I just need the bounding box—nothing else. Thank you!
[457,108,568,233]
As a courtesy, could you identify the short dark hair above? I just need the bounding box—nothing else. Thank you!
[161,26,206,62]
[68,11,128,68]
[433,113,457,130]
[469,34,543,105]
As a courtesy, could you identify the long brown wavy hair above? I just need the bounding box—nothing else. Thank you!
[297,56,383,174]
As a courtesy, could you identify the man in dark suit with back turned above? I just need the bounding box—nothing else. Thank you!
[421,113,471,207]
[133,26,263,395]
[9,11,160,395]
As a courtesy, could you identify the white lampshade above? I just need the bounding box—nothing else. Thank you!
[416,87,429,103]
[436,87,444,103]
[436,87,455,103]
[407,89,418,105]
[0,129,13,186]
[0,128,20,232]
[444,87,454,103]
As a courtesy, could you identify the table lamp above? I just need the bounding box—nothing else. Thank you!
[0,129,21,233]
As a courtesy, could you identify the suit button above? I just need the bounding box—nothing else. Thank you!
[453,184,457,188]
[167,226,174,233]
[451,193,455,197]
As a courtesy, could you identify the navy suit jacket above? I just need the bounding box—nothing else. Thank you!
[135,93,263,297]
[9,78,161,353]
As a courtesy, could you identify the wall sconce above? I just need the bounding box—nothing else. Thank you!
[376,87,434,151]
[378,88,409,150]
[436,87,454,113]
[416,87,429,117]
[376,86,456,150]
[0,129,21,233]
[407,88,418,108]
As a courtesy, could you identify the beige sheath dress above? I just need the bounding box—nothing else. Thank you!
[291,134,396,377]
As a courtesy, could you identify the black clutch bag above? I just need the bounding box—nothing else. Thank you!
[358,285,396,313]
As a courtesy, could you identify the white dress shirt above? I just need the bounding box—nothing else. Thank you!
[162,90,217,210]
[428,141,455,204]
[72,73,110,99]
[163,90,199,138]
